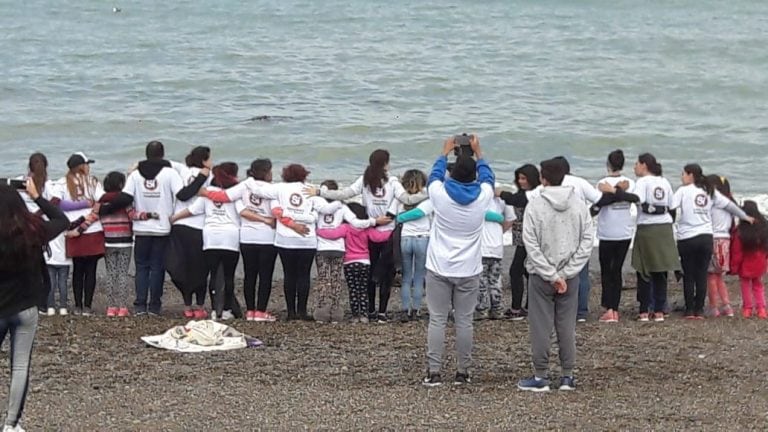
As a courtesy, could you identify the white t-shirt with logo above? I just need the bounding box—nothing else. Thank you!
[187,186,241,252]
[172,166,211,231]
[316,203,346,253]
[323,175,418,232]
[397,200,433,237]
[671,185,732,241]
[481,198,517,259]
[634,175,674,226]
[596,175,636,241]
[235,179,278,245]
[124,166,184,236]
[711,206,735,239]
[57,176,105,234]
[273,182,336,250]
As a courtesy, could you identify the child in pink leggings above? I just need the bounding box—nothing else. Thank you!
[730,201,768,319]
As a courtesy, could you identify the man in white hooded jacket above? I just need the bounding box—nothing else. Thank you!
[518,158,594,392]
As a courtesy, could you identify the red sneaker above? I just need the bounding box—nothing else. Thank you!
[253,311,277,322]
[742,308,753,318]
[117,308,130,317]
[183,309,195,319]
[193,309,208,320]
[599,310,617,323]
[758,308,767,320]
[106,307,118,317]
[653,312,665,322]
[637,313,650,322]
[613,311,620,322]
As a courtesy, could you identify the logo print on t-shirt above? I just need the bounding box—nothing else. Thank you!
[653,187,665,201]
[323,214,334,224]
[289,193,303,207]
[249,194,262,206]
[144,179,158,191]
[695,194,708,207]
[372,186,386,198]
[213,201,223,208]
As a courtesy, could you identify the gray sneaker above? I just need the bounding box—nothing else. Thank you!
[489,309,504,320]
[73,307,83,316]
[473,310,489,321]
[81,307,93,317]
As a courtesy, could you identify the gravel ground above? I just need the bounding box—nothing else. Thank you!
[2,274,768,431]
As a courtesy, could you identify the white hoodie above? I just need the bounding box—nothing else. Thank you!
[523,186,595,282]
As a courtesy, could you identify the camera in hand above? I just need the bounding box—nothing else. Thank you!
[1,178,26,190]
[453,133,474,157]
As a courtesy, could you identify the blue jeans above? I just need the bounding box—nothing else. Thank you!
[134,235,169,313]
[577,262,590,319]
[400,236,428,312]
[47,265,69,310]
[0,307,38,428]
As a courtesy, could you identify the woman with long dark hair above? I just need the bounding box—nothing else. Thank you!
[304,149,426,322]
[0,179,68,431]
[671,163,752,319]
[504,164,540,321]
[167,146,212,319]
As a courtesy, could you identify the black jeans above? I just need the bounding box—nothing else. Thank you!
[241,243,278,311]
[599,240,631,310]
[678,234,714,314]
[637,272,668,314]
[204,249,240,316]
[368,241,393,315]
[278,248,316,318]
[509,246,528,310]
[72,255,100,309]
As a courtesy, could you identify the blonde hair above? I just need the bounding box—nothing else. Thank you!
[401,169,426,194]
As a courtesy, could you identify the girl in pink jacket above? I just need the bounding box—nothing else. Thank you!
[316,203,391,323]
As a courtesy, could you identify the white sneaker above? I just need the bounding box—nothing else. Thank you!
[210,311,218,320]
[3,424,25,432]
[221,310,234,321]
[59,308,68,316]
[46,308,56,316]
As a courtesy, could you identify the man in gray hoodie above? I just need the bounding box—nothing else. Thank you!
[517,158,594,392]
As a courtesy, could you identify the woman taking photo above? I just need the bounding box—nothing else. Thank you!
[0,179,68,432]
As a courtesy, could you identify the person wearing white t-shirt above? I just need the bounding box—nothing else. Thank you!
[475,198,516,320]
[422,135,494,387]
[58,152,105,317]
[593,150,638,323]
[173,163,242,320]
[705,175,739,317]
[630,153,680,322]
[113,141,184,316]
[304,149,428,321]
[167,146,213,320]
[671,164,752,319]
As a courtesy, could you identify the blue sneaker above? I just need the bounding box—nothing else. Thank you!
[559,376,576,391]
[517,376,550,392]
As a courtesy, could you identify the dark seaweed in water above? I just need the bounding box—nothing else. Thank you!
[245,115,293,122]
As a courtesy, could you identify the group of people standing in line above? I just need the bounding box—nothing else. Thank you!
[2,135,768,431]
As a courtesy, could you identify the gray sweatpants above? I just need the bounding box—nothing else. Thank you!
[528,274,578,378]
[426,270,479,374]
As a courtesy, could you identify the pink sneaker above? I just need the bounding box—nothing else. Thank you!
[758,308,767,320]
[193,309,208,320]
[117,308,130,317]
[253,311,277,322]
[599,310,617,323]
[652,312,665,322]
[106,307,118,317]
[183,309,195,319]
[721,305,735,317]
[637,313,649,322]
[245,310,256,321]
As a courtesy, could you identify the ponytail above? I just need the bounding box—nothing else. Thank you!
[684,163,714,196]
[638,153,662,176]
[28,152,48,195]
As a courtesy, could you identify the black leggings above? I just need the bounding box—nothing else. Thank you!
[241,243,278,311]
[278,248,316,318]
[678,234,714,314]
[72,255,100,308]
[509,246,528,310]
[204,249,240,316]
[599,240,631,310]
[169,225,207,307]
[368,241,393,315]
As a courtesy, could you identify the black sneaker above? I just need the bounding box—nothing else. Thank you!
[422,373,442,387]
[400,311,412,323]
[377,313,389,324]
[414,310,423,321]
[454,372,472,385]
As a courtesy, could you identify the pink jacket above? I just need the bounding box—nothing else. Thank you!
[316,224,392,264]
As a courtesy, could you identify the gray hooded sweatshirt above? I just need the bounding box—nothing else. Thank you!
[522,185,595,282]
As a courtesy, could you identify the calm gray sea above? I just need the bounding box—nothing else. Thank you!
[2,0,767,200]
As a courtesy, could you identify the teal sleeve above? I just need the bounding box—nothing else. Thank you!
[485,211,504,223]
[397,208,426,223]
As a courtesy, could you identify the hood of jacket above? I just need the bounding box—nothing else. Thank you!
[444,178,482,206]
[138,160,171,180]
[540,186,575,212]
